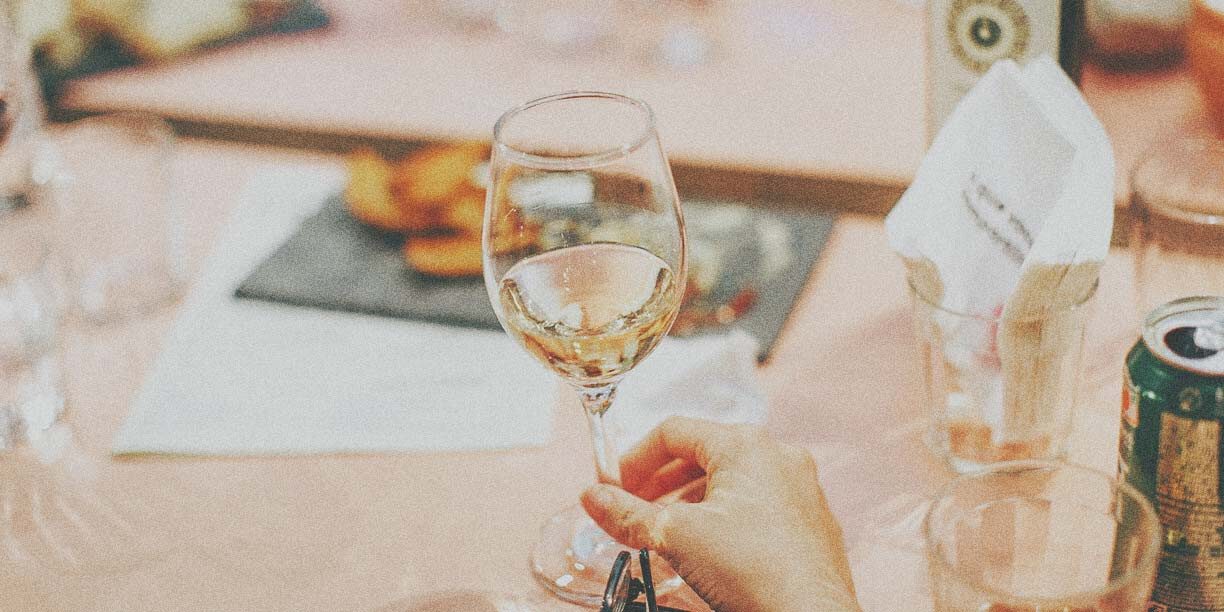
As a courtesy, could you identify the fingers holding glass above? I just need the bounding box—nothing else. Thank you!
[618,415,737,493]
[630,458,705,503]
[584,418,863,612]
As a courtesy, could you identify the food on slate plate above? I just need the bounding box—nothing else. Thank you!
[344,145,768,335]
[345,149,424,232]
[403,234,484,278]
[393,143,488,212]
[346,143,528,278]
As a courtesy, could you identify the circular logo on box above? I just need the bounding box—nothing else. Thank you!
[946,0,1031,73]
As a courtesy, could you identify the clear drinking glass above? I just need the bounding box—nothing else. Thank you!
[0,7,161,588]
[923,461,1163,612]
[1131,137,1224,318]
[483,91,687,604]
[0,208,156,578]
[910,277,1096,473]
[50,113,185,324]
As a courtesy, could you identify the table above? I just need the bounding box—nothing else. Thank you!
[11,136,1139,611]
[55,0,1216,213]
[22,0,1179,607]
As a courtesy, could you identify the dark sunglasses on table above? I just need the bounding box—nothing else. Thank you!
[601,549,689,612]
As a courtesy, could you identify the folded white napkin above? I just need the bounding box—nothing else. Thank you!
[885,56,1114,442]
[886,57,1113,316]
[112,165,554,455]
[607,329,767,454]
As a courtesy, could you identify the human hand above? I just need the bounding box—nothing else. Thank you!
[581,417,860,612]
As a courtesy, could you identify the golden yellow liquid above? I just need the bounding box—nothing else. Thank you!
[497,243,678,385]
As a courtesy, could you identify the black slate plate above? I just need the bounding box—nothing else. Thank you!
[234,195,834,361]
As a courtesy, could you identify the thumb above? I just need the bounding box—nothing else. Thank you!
[581,484,662,551]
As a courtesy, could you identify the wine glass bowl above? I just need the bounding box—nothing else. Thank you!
[483,91,686,604]
[495,241,680,385]
[485,95,687,386]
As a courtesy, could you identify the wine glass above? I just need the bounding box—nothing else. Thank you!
[0,14,170,591]
[483,91,687,604]
[0,204,165,582]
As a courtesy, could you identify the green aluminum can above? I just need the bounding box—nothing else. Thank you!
[1119,296,1224,612]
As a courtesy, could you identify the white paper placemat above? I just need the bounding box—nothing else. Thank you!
[112,164,555,455]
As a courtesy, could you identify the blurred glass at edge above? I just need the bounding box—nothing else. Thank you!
[0,3,64,443]
[1087,0,1191,71]
[48,113,186,325]
[1131,137,1224,318]
[0,0,186,325]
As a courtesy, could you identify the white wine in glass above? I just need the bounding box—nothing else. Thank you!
[483,91,687,604]
[497,243,678,383]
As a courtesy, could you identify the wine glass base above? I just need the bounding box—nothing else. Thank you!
[530,504,681,606]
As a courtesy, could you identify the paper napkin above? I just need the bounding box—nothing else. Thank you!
[113,164,554,455]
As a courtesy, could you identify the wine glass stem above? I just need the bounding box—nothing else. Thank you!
[579,384,621,486]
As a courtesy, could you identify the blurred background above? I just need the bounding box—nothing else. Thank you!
[8,0,1221,214]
